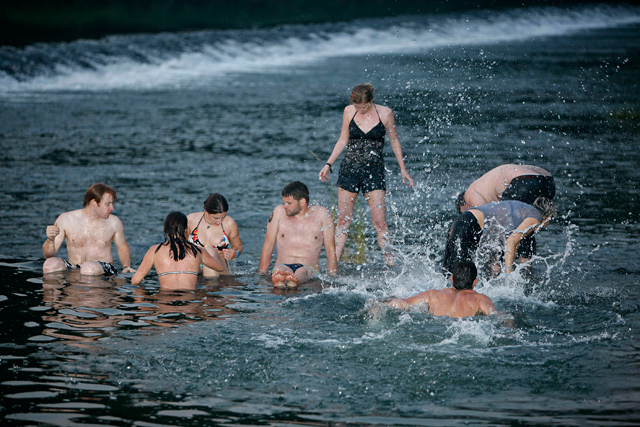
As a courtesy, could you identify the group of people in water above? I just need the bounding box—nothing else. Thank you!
[41,83,557,318]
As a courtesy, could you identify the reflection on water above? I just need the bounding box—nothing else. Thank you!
[39,272,248,348]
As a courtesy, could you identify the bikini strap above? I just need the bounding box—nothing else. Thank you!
[193,213,205,231]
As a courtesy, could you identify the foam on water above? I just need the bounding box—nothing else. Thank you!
[1,4,638,93]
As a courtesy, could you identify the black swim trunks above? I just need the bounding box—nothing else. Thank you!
[501,175,556,205]
[442,211,482,277]
[63,259,118,276]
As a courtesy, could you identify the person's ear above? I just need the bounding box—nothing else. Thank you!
[472,278,478,288]
[450,276,454,285]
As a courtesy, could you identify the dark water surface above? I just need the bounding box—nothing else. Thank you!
[1,4,640,426]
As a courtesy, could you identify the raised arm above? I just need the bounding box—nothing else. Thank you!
[504,217,540,274]
[131,246,156,285]
[319,107,352,182]
[42,215,65,258]
[383,108,413,188]
[112,216,135,273]
[258,208,280,274]
[220,217,243,261]
[201,247,226,272]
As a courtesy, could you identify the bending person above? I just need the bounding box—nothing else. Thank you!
[443,198,556,277]
[132,212,225,290]
[319,83,413,263]
[456,164,555,214]
[187,193,243,276]
[386,261,496,318]
[258,181,338,288]
[42,183,135,275]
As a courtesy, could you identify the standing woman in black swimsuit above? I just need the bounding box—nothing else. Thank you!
[319,83,413,263]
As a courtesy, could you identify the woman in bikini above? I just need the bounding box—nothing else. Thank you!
[187,193,243,276]
[319,83,414,264]
[132,212,226,290]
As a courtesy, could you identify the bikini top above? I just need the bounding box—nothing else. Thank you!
[189,214,230,249]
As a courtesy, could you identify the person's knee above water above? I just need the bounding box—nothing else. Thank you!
[456,164,555,214]
[386,261,496,318]
[132,211,225,290]
[443,197,557,277]
[186,192,243,277]
[258,181,337,288]
[318,83,414,263]
[42,183,136,275]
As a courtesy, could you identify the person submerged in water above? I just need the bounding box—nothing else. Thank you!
[187,193,243,276]
[42,183,135,276]
[456,164,555,214]
[132,211,226,291]
[258,181,338,288]
[385,261,496,318]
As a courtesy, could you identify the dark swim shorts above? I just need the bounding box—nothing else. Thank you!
[337,169,386,194]
[501,175,556,205]
[282,263,304,273]
[442,211,483,277]
[64,259,118,276]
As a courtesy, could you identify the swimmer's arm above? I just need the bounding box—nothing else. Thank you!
[321,209,338,274]
[504,218,540,274]
[42,215,65,258]
[479,295,497,315]
[223,217,243,260]
[131,246,156,285]
[258,209,279,274]
[202,247,226,272]
[384,109,413,188]
[112,216,135,273]
[386,291,432,309]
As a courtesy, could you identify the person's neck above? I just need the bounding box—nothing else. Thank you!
[294,206,310,219]
[83,206,103,222]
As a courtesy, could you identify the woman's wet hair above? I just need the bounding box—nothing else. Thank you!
[204,193,229,214]
[157,211,200,261]
[350,83,375,104]
[533,197,556,219]
[452,261,477,290]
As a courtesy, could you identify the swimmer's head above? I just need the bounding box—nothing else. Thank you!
[533,197,556,221]
[204,193,229,214]
[282,181,309,204]
[455,191,468,214]
[163,211,188,240]
[451,261,478,290]
[350,83,375,104]
[84,183,117,207]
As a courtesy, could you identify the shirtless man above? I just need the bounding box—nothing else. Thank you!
[258,181,338,288]
[456,164,555,214]
[386,261,495,318]
[42,183,136,276]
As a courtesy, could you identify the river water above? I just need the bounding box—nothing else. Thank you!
[1,3,639,426]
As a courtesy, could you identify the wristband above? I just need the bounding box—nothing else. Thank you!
[236,251,240,259]
[326,162,333,173]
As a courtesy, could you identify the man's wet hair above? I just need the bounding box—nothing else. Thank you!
[84,183,116,207]
[204,193,229,214]
[282,181,309,204]
[452,261,477,290]
[532,197,556,219]
[455,191,466,214]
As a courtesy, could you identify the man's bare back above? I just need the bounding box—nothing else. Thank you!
[464,164,551,209]
[386,261,495,318]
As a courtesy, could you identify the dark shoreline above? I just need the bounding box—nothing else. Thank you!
[0,0,622,47]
